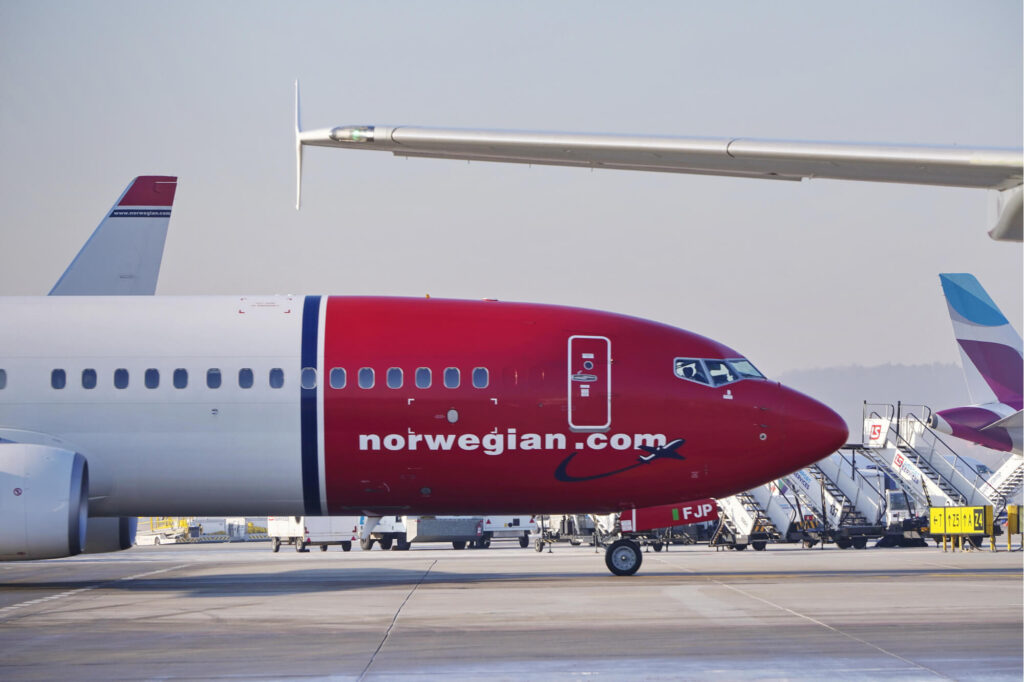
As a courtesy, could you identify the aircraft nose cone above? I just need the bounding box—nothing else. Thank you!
[779,387,848,465]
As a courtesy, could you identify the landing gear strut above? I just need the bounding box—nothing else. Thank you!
[605,538,643,576]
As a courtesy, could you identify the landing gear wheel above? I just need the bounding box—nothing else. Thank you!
[519,534,530,548]
[452,540,467,550]
[360,537,375,551]
[605,539,643,576]
[340,541,352,552]
[752,541,767,551]
[271,537,280,553]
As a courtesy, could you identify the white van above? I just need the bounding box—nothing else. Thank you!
[268,516,360,552]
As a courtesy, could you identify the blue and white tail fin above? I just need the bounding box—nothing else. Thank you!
[939,273,1023,409]
[49,176,177,296]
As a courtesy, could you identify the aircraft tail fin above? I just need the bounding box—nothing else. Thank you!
[939,273,1023,407]
[49,176,177,296]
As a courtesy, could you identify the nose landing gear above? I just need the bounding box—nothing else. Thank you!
[605,538,643,576]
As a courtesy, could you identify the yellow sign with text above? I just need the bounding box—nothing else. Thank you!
[929,506,993,536]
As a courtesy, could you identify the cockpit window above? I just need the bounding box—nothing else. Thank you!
[674,358,710,385]
[674,356,765,388]
[727,358,764,379]
[704,360,735,387]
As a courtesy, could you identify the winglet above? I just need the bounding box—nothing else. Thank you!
[295,80,304,210]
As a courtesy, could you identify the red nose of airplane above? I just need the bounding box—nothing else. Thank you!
[778,386,849,467]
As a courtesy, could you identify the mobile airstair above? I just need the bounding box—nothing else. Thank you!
[781,450,887,548]
[711,487,785,551]
[858,403,1008,513]
[986,455,1024,502]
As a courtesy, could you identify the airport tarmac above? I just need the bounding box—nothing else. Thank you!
[0,540,1020,681]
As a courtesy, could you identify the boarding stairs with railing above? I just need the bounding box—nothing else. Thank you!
[861,403,1009,514]
[711,489,780,549]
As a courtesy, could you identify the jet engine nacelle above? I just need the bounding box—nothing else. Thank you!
[0,443,88,560]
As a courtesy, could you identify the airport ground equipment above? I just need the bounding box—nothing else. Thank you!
[858,403,1008,511]
[480,515,537,548]
[534,514,618,552]
[986,456,1024,503]
[268,516,359,552]
[710,489,780,551]
[136,517,198,545]
[358,516,408,550]
[782,451,890,548]
[403,516,484,549]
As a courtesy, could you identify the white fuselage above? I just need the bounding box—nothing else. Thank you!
[0,295,308,516]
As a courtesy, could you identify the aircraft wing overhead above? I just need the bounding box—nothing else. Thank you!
[297,121,1023,240]
[302,126,1021,188]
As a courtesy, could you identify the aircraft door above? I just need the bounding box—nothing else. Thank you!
[568,335,611,431]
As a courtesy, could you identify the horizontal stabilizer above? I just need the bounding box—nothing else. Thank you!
[982,410,1023,432]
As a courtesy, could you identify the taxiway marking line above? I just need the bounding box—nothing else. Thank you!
[0,563,190,622]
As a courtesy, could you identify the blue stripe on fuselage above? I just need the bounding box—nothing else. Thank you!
[301,295,322,515]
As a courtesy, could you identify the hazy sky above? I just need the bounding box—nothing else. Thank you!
[1,1,1021,378]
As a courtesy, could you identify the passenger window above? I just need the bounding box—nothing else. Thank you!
[358,367,374,389]
[173,369,188,389]
[444,367,460,389]
[145,369,159,389]
[329,367,346,389]
[82,369,97,390]
[0,368,6,389]
[415,367,431,389]
[472,367,489,389]
[674,358,709,385]
[269,368,285,389]
[239,368,254,389]
[207,368,222,389]
[51,369,66,390]
[114,368,129,389]
[386,367,403,389]
[301,368,317,390]
[704,360,736,387]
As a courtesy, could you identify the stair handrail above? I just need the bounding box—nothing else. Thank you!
[892,412,1005,509]
[830,447,888,524]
